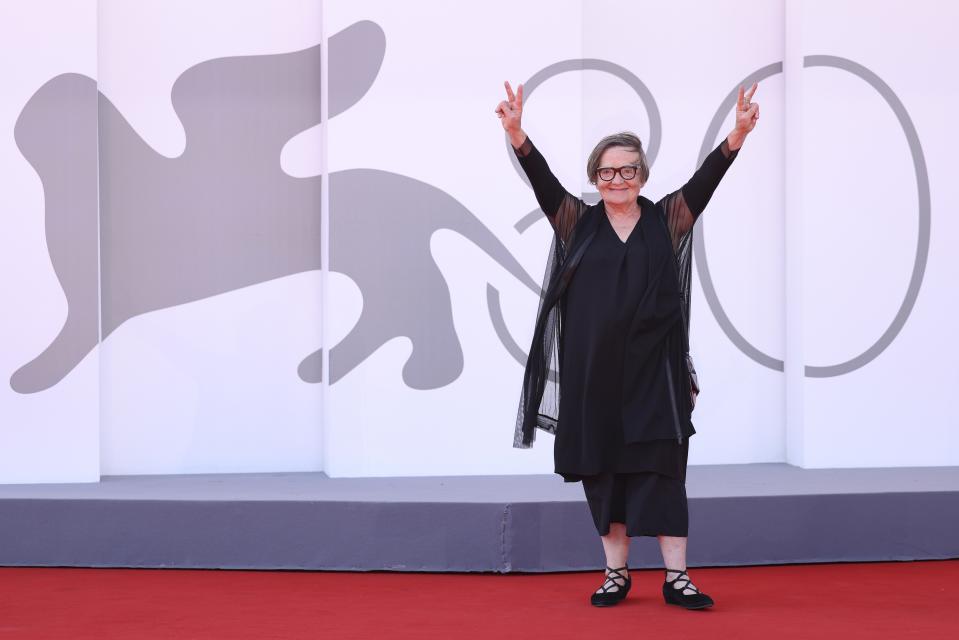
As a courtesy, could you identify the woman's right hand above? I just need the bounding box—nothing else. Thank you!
[495,81,526,145]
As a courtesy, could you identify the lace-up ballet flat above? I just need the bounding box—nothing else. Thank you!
[590,564,631,607]
[662,568,714,610]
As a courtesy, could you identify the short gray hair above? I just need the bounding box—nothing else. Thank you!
[586,132,650,186]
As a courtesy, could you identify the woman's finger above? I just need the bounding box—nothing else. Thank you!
[745,81,758,102]
[516,82,524,109]
[505,80,515,103]
[737,85,745,110]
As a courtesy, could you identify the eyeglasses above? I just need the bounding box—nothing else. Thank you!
[596,165,640,182]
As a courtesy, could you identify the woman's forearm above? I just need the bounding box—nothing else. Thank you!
[510,133,577,226]
[679,136,739,217]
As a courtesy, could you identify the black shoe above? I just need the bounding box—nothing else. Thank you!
[590,564,631,607]
[662,568,714,610]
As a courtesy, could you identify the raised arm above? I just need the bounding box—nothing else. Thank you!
[657,138,739,251]
[657,82,760,251]
[496,81,586,246]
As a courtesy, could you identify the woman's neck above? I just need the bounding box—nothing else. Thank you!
[604,199,641,218]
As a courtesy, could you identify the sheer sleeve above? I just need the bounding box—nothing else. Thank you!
[657,138,739,251]
[513,136,588,246]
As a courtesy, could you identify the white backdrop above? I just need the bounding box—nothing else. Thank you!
[95,0,326,475]
[0,0,100,483]
[797,0,958,466]
[0,0,955,483]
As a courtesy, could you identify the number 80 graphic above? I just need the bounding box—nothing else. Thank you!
[487,56,930,379]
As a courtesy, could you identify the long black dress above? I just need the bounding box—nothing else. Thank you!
[510,134,738,537]
[555,208,688,481]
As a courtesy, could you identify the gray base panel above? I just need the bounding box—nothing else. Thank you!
[1,464,957,572]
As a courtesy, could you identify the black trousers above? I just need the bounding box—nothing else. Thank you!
[580,436,690,538]
[581,471,689,537]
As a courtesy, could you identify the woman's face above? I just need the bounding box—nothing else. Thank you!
[595,146,644,208]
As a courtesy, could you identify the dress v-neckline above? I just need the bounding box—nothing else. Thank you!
[605,210,641,245]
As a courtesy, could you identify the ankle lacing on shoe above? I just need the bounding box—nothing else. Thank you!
[664,568,700,595]
[590,564,632,607]
[597,565,629,593]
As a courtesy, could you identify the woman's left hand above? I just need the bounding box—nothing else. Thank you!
[735,82,760,135]
[727,82,759,150]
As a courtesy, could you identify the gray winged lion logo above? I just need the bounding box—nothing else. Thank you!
[11,20,538,394]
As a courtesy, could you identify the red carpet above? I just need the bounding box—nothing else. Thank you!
[0,561,956,639]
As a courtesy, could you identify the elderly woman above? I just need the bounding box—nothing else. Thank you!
[496,80,759,609]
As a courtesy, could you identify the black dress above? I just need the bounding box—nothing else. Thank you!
[556,210,688,476]
[510,134,739,538]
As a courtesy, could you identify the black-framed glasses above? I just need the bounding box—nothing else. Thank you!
[596,165,640,182]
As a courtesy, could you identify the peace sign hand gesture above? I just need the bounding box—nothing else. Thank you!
[735,82,760,135]
[495,81,524,135]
